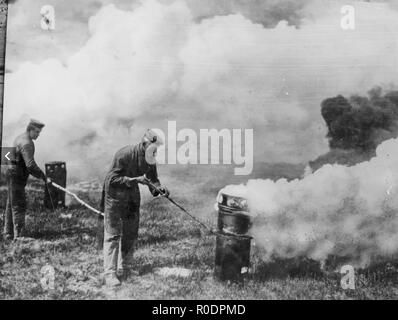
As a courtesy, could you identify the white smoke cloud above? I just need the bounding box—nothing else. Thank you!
[3,0,398,179]
[222,137,398,266]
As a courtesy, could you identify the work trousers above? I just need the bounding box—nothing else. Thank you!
[3,175,27,239]
[103,200,140,275]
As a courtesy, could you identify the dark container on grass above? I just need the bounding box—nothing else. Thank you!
[215,192,253,282]
[217,205,251,235]
[44,161,66,209]
[214,232,252,282]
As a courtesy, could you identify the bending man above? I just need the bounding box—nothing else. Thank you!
[103,129,169,287]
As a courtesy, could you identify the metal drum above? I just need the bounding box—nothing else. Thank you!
[44,161,66,209]
[214,232,251,282]
[214,192,252,282]
[217,205,251,235]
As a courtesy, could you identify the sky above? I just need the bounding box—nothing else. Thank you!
[2,0,398,178]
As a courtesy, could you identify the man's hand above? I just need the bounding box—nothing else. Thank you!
[42,173,51,184]
[158,186,170,197]
[130,175,148,185]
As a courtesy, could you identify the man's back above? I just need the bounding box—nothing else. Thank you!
[104,143,160,200]
[9,131,43,180]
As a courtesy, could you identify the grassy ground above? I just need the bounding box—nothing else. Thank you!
[0,165,398,300]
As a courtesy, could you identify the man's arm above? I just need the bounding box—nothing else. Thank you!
[146,164,164,195]
[108,156,136,188]
[20,143,45,180]
[146,164,160,183]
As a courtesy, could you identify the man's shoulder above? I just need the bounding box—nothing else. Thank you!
[114,145,134,159]
[14,132,32,147]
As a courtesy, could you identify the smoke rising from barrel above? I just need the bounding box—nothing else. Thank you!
[223,137,398,267]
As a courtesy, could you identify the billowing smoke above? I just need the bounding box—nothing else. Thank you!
[309,88,398,170]
[322,88,398,152]
[222,136,398,267]
[3,0,398,180]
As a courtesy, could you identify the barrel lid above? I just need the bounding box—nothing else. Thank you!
[217,193,248,211]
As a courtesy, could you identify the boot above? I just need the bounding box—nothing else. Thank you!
[116,268,125,280]
[104,273,121,287]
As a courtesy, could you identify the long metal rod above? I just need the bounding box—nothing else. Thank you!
[50,176,151,217]
[144,177,215,235]
[50,178,216,235]
[50,181,104,216]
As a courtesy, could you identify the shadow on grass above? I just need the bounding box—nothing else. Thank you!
[249,255,398,287]
[250,257,325,282]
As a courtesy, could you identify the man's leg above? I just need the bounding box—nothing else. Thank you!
[12,182,27,239]
[96,215,104,251]
[103,203,122,287]
[117,238,137,278]
[3,178,14,239]
[103,230,121,276]
[119,201,140,277]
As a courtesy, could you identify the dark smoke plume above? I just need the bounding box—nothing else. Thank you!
[310,87,398,171]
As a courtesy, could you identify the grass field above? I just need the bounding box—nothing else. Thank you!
[0,164,397,300]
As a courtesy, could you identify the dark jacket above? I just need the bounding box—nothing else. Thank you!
[7,132,45,182]
[104,143,160,207]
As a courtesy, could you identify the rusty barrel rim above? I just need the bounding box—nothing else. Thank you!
[218,204,251,216]
[218,192,249,211]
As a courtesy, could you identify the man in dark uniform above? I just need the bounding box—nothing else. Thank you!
[3,119,47,240]
[103,129,169,287]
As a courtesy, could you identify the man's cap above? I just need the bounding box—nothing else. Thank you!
[143,129,163,146]
[29,119,45,129]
